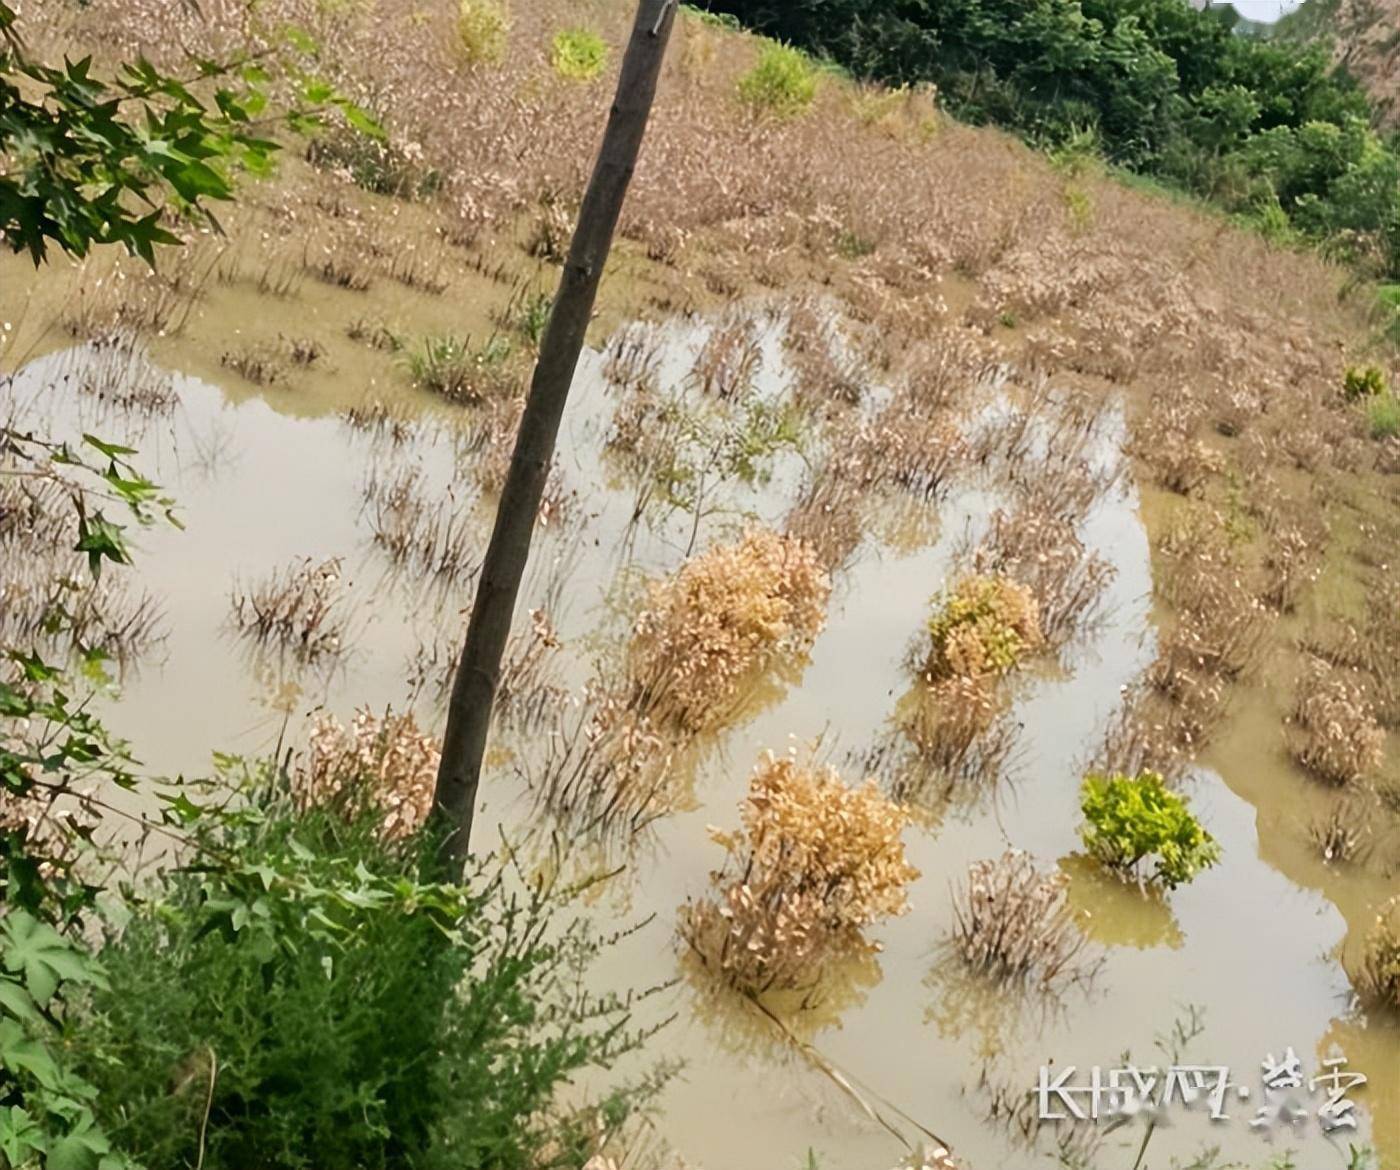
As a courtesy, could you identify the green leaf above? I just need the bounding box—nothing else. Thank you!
[1,912,101,1007]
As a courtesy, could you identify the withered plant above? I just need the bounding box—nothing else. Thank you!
[300,706,439,840]
[970,504,1115,648]
[341,397,417,444]
[1354,895,1400,1013]
[1286,658,1386,786]
[229,557,352,660]
[626,528,829,734]
[687,314,762,401]
[680,750,918,995]
[949,850,1097,989]
[363,464,478,585]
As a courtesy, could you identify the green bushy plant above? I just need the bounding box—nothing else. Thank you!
[71,767,665,1169]
[551,28,607,80]
[737,43,817,118]
[1367,392,1400,440]
[1343,363,1386,401]
[1079,771,1221,890]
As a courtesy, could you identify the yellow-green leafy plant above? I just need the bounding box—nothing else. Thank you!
[737,42,817,118]
[551,28,607,80]
[681,750,919,993]
[627,528,830,733]
[1079,771,1221,890]
[457,0,508,64]
[1343,363,1386,401]
[923,574,1042,682]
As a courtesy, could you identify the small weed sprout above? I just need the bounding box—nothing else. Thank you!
[457,0,508,64]
[1308,796,1373,865]
[551,28,607,81]
[230,557,351,660]
[950,851,1096,989]
[923,575,1042,682]
[1079,771,1221,889]
[737,43,817,119]
[1286,659,1385,785]
[403,334,514,404]
[681,750,918,994]
[627,528,830,734]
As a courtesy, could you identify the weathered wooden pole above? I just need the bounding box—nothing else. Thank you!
[429,0,678,875]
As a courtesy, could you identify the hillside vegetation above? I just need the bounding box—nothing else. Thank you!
[700,0,1400,280]
[1277,0,1400,129]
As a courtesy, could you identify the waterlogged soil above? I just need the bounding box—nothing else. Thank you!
[5,299,1399,1170]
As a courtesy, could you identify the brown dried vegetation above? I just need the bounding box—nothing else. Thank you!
[680,750,918,995]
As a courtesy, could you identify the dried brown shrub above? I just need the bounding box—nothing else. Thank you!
[300,706,439,839]
[363,464,478,585]
[894,674,1017,788]
[687,314,762,401]
[680,750,918,994]
[626,528,829,734]
[1286,659,1385,786]
[1155,513,1271,683]
[1354,895,1400,1013]
[949,850,1096,988]
[1130,401,1223,496]
[970,505,1115,648]
[229,557,351,660]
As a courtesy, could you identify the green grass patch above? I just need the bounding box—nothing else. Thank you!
[551,28,607,80]
[737,42,818,118]
[1367,392,1400,440]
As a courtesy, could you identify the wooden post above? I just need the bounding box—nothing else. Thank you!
[429,0,678,875]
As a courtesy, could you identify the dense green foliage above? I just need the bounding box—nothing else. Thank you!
[68,774,660,1169]
[551,28,609,81]
[737,43,820,117]
[1079,771,1222,889]
[701,0,1400,276]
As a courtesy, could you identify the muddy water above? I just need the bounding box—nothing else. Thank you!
[5,317,1397,1170]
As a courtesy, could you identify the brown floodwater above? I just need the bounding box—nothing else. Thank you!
[3,298,1397,1169]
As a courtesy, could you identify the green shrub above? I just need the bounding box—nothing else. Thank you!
[1343,363,1386,401]
[551,28,608,80]
[1367,392,1400,440]
[72,768,663,1169]
[737,42,818,118]
[1079,771,1221,890]
[457,0,509,64]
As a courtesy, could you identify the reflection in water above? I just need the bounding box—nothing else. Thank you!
[1059,852,1186,952]
[923,950,1096,1064]
[680,946,883,1066]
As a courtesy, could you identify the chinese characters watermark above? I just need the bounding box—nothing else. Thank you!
[1035,1048,1367,1135]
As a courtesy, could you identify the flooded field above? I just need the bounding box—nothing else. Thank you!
[5,303,1395,1168]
